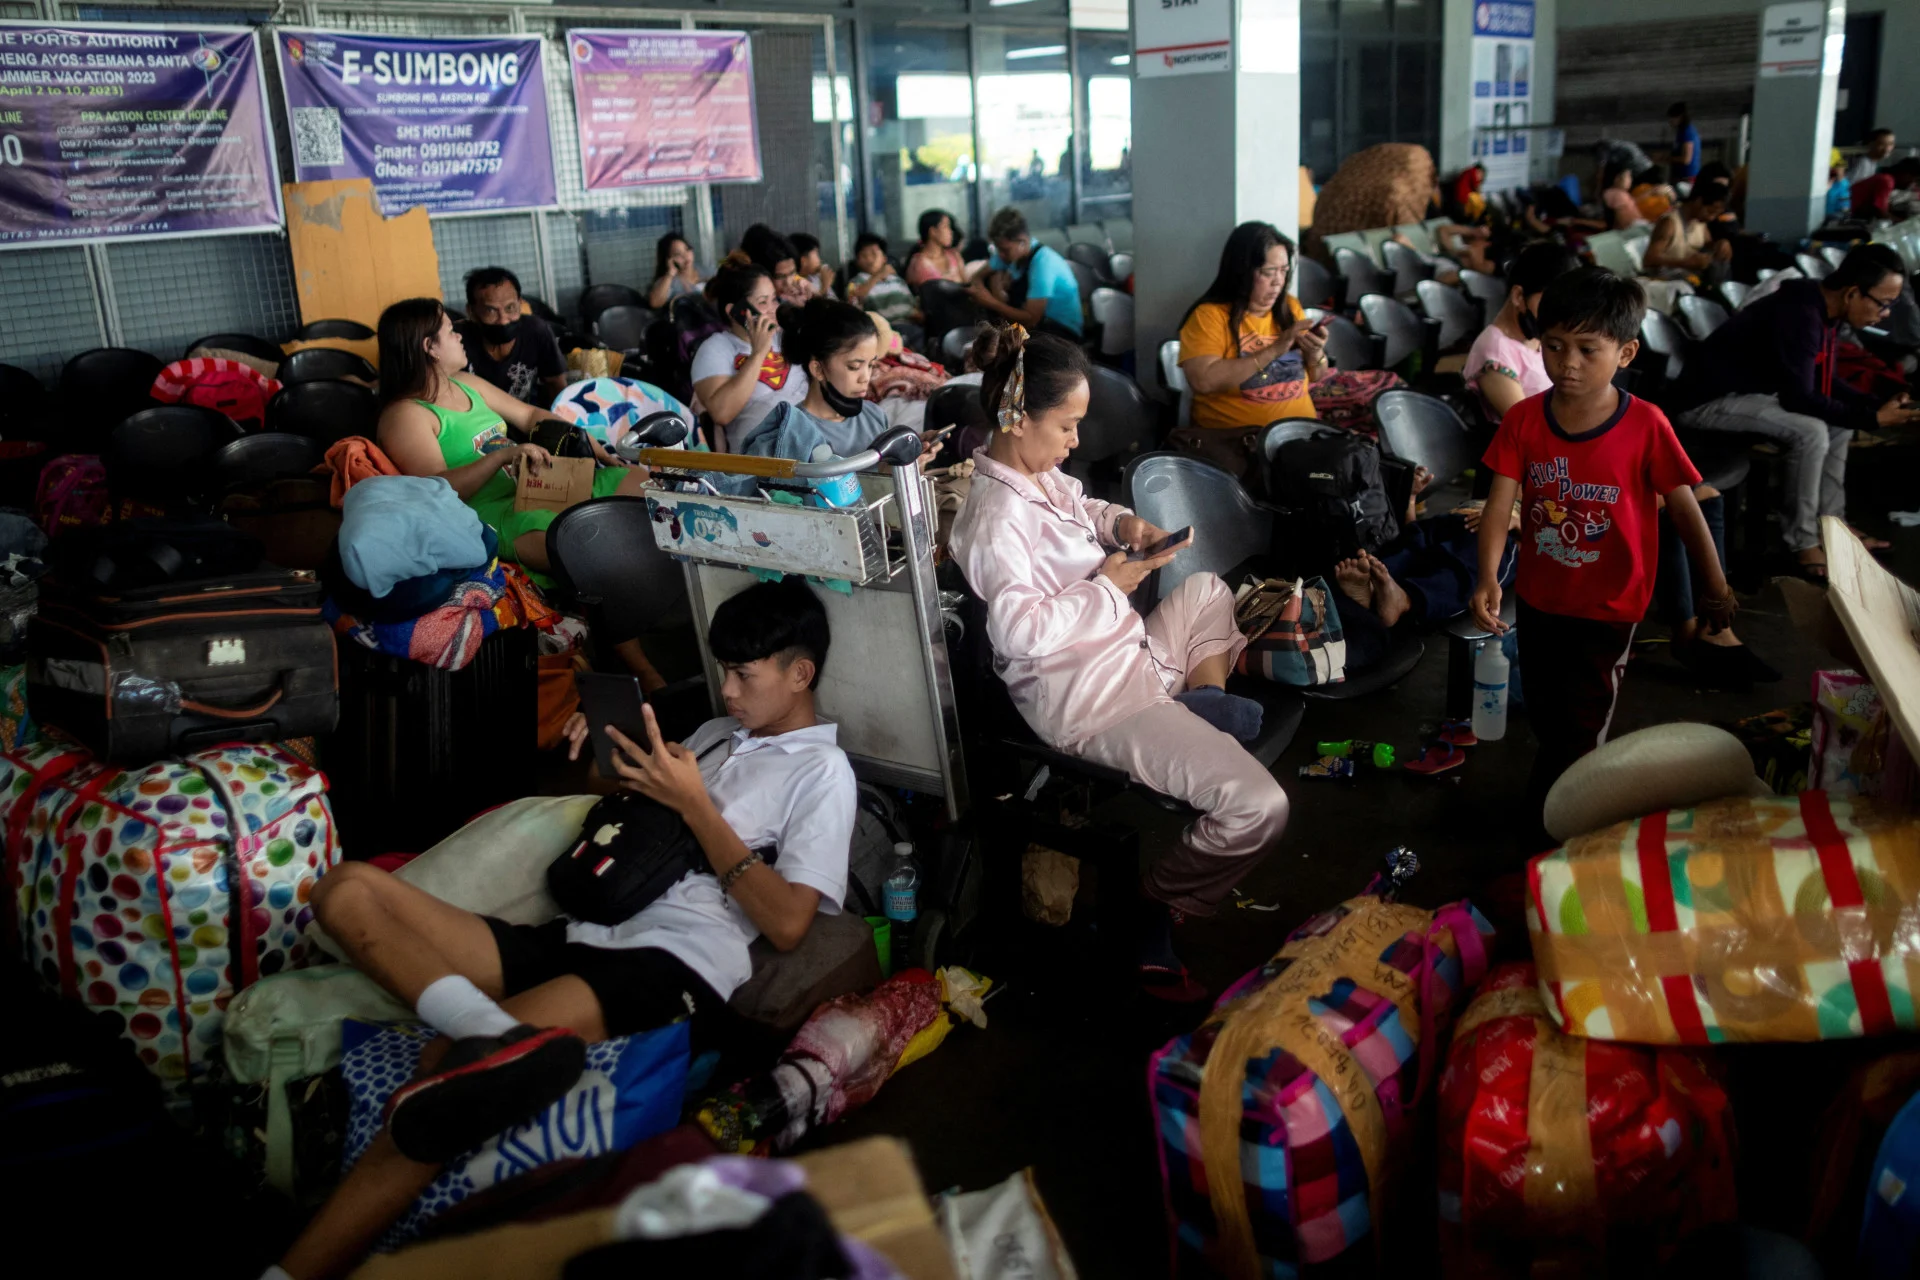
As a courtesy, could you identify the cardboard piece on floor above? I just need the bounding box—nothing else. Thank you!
[514,455,596,515]
[348,1135,957,1280]
[284,179,440,339]
[795,1136,958,1280]
[1820,516,1920,761]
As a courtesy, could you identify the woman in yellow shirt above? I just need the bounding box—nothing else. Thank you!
[1174,222,1329,492]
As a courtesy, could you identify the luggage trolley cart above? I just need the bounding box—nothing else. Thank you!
[625,427,972,961]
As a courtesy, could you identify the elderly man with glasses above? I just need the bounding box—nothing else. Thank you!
[1668,243,1918,583]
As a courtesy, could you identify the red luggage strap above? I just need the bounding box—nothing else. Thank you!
[190,755,266,989]
[1803,789,1897,1036]
[4,748,91,960]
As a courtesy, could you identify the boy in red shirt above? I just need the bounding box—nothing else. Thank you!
[1470,267,1735,823]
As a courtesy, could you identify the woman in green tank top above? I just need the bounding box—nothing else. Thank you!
[376,298,646,582]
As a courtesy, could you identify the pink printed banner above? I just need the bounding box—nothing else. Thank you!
[565,29,760,189]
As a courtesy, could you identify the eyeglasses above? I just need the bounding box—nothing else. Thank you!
[1865,291,1901,316]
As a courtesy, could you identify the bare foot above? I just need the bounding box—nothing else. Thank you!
[1334,557,1373,609]
[1366,552,1413,626]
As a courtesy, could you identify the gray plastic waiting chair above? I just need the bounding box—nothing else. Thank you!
[1457,268,1508,327]
[1358,294,1433,370]
[1382,240,1435,296]
[1073,364,1158,480]
[1374,389,1479,496]
[1259,418,1323,472]
[1294,256,1336,310]
[548,495,691,636]
[1319,314,1380,371]
[1416,279,1480,350]
[1676,294,1730,342]
[1160,339,1193,427]
[1637,309,1692,389]
[1121,451,1272,606]
[1334,247,1392,308]
[1090,288,1134,358]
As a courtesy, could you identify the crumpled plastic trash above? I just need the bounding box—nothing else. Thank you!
[1890,510,1920,527]
[940,965,992,1029]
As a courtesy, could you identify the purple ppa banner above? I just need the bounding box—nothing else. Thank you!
[0,23,280,248]
[567,29,760,189]
[277,30,555,215]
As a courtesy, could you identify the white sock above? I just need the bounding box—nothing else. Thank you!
[260,1267,295,1280]
[414,975,518,1041]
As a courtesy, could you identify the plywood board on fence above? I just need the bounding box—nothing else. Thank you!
[283,179,439,337]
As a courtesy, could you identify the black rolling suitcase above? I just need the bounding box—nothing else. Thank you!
[26,521,337,762]
[326,624,538,854]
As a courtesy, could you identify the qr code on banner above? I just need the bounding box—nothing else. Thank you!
[292,107,344,167]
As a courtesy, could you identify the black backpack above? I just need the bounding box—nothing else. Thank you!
[1270,431,1408,568]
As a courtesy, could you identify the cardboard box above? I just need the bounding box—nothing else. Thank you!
[796,1137,958,1280]
[514,455,596,515]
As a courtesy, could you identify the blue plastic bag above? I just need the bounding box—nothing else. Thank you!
[1862,1090,1920,1278]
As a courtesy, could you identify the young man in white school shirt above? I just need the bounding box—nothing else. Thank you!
[271,577,856,1280]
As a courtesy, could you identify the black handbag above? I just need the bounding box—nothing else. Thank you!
[545,738,739,925]
[530,417,599,460]
[547,790,707,926]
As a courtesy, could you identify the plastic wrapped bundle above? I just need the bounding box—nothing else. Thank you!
[1529,792,1920,1043]
[699,969,976,1153]
[1437,963,1737,1278]
[1151,856,1492,1279]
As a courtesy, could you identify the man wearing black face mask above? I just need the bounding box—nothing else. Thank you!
[456,266,569,405]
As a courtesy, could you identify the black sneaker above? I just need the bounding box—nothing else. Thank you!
[384,1024,588,1164]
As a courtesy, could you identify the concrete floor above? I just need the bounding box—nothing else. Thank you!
[807,446,1920,1278]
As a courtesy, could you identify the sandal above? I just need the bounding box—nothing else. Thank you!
[1436,719,1478,748]
[1404,741,1466,776]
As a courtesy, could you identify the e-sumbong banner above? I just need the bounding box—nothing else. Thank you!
[277,29,556,215]
[566,29,760,189]
[0,23,281,249]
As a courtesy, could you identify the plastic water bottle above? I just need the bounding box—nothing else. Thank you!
[1472,638,1509,742]
[883,842,920,965]
[807,442,864,508]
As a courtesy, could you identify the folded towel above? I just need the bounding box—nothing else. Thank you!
[323,435,401,509]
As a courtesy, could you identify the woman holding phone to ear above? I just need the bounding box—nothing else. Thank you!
[1174,221,1329,492]
[691,263,811,452]
[950,323,1291,1001]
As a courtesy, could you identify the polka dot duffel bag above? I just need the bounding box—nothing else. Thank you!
[3,738,340,1101]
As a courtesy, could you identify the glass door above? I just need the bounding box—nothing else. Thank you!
[864,23,977,253]
[1076,28,1132,223]
[974,26,1072,238]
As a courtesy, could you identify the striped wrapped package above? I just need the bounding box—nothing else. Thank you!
[1528,791,1920,1044]
[1151,872,1491,1278]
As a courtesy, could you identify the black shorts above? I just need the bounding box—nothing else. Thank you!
[483,917,724,1039]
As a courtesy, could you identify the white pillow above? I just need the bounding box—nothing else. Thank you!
[309,796,596,960]
[1543,722,1762,843]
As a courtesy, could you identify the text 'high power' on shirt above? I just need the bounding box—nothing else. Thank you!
[1482,390,1700,624]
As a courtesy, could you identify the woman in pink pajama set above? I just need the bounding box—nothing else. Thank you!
[950,325,1291,994]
